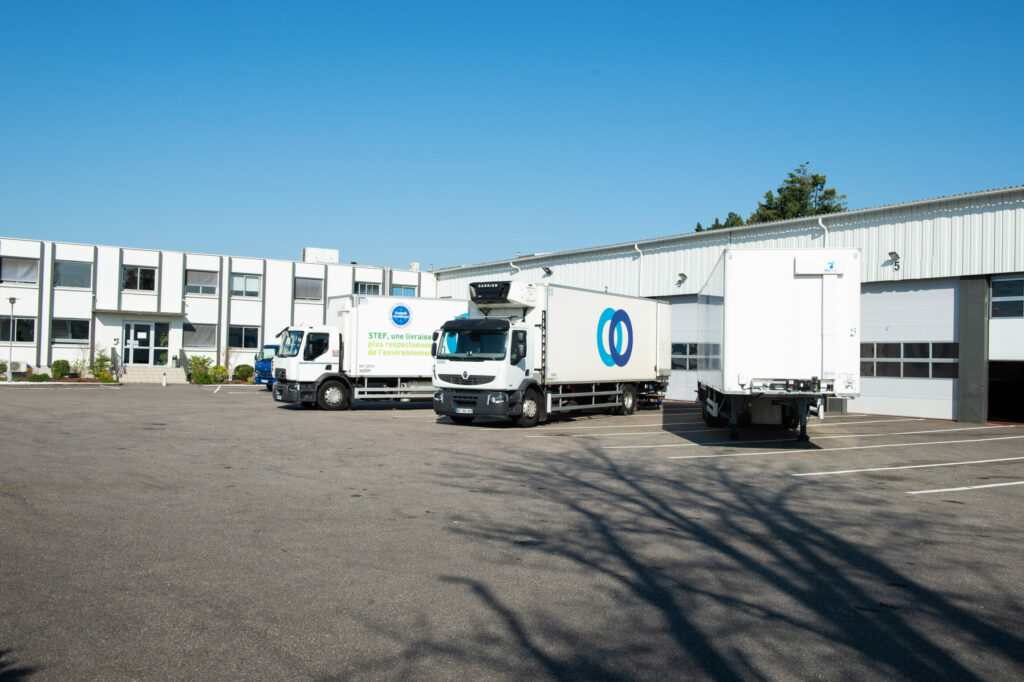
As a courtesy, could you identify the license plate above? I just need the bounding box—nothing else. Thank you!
[456,408,474,415]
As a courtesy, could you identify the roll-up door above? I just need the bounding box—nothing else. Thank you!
[856,279,959,419]
[665,297,699,401]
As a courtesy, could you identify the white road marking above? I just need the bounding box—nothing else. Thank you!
[794,455,1024,477]
[605,425,1011,450]
[526,420,703,436]
[214,386,221,394]
[908,481,1024,495]
[664,435,1024,460]
[813,417,925,427]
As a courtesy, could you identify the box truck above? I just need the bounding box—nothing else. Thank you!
[273,295,469,409]
[696,248,861,440]
[431,282,671,427]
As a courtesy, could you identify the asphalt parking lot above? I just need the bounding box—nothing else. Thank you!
[2,385,1023,680]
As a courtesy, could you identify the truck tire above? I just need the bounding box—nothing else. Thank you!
[615,384,637,416]
[449,415,474,425]
[517,389,542,428]
[317,380,350,411]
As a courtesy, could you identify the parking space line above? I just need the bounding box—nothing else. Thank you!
[813,417,924,427]
[606,425,1012,450]
[562,424,1005,441]
[908,481,1024,495]
[794,455,1024,477]
[664,435,1024,460]
[528,419,703,434]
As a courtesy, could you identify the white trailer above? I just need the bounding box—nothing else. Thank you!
[273,295,469,409]
[697,248,861,440]
[431,282,671,426]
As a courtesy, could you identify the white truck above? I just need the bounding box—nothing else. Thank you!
[431,281,671,427]
[697,248,861,441]
[273,295,469,409]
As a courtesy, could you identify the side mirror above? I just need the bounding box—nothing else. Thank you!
[431,330,439,358]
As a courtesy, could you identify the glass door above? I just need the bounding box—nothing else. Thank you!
[123,322,154,365]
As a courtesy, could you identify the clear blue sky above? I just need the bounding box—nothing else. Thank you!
[2,1,1021,270]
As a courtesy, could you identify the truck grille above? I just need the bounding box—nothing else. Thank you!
[451,392,480,407]
[438,374,495,386]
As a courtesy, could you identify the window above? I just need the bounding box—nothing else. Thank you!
[1,317,36,342]
[295,277,323,301]
[391,285,416,297]
[122,266,156,291]
[53,260,92,288]
[230,273,261,298]
[185,270,218,295]
[860,342,959,380]
[228,325,260,349]
[991,278,1024,318]
[182,322,216,347]
[303,332,330,360]
[51,319,90,342]
[356,282,380,295]
[0,257,39,284]
[671,342,708,371]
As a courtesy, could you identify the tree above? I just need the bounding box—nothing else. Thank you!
[747,163,847,224]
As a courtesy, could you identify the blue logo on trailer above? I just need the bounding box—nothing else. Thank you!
[391,305,411,327]
[597,308,633,367]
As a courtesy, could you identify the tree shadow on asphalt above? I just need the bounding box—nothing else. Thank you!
[342,444,1024,679]
[0,649,37,681]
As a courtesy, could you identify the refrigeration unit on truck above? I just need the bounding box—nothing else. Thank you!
[431,281,671,427]
[696,248,861,441]
[273,295,469,409]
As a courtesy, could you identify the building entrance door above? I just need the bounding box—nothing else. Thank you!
[123,322,154,365]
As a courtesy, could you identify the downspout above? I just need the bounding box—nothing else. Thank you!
[817,217,829,247]
[509,260,521,276]
[633,243,643,296]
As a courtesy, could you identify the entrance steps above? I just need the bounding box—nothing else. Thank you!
[119,366,189,384]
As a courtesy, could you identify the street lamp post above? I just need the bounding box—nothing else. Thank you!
[7,296,15,382]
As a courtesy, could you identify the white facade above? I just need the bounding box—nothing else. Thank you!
[0,239,435,375]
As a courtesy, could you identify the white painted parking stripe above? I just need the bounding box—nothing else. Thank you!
[604,425,1012,449]
[908,481,1024,495]
[794,455,1024,477]
[664,435,1024,460]
[813,417,924,427]
[214,386,221,393]
[529,419,703,434]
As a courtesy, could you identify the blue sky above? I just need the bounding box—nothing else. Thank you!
[1,1,1021,270]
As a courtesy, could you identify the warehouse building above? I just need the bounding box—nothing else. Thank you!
[432,185,1024,424]
[0,241,432,382]
[2,184,1022,422]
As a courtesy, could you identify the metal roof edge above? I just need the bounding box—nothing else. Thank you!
[434,183,1024,275]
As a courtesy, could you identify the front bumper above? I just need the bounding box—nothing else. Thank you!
[254,372,275,386]
[273,381,317,404]
[433,388,522,418]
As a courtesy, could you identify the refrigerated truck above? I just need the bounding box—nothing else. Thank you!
[431,281,671,427]
[273,295,469,409]
[696,248,861,441]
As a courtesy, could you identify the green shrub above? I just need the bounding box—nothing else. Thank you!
[209,365,229,384]
[51,359,71,379]
[95,371,115,382]
[232,364,254,381]
[90,351,112,378]
[26,373,52,382]
[187,355,213,383]
[0,361,6,376]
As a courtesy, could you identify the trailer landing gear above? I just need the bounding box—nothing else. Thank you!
[796,399,810,442]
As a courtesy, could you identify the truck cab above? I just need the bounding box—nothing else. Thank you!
[272,326,351,409]
[253,344,280,389]
[432,317,536,424]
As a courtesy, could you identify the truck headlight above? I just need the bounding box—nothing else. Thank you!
[434,391,443,401]
[487,393,507,405]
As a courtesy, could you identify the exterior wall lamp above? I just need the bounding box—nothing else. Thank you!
[888,251,900,271]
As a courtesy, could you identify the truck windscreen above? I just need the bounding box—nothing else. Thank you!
[437,330,507,361]
[279,331,304,357]
[256,348,276,362]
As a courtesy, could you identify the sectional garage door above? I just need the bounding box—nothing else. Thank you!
[856,279,960,420]
[663,296,700,402]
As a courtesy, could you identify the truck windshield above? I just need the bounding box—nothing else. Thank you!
[279,331,304,357]
[437,330,507,361]
[256,348,276,362]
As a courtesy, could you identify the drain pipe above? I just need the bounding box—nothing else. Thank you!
[817,217,829,247]
[509,260,521,276]
[634,243,643,296]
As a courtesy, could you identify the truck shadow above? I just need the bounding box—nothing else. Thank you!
[661,401,822,450]
[339,446,1024,679]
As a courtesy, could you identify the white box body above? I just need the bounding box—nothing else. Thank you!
[697,248,861,397]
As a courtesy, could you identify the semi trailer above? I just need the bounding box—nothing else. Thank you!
[697,248,861,441]
[273,295,469,409]
[431,281,671,426]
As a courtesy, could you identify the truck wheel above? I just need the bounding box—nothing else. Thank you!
[616,384,637,416]
[317,381,350,411]
[450,415,474,425]
[517,389,542,428]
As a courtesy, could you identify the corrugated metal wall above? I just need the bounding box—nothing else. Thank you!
[435,188,1024,298]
